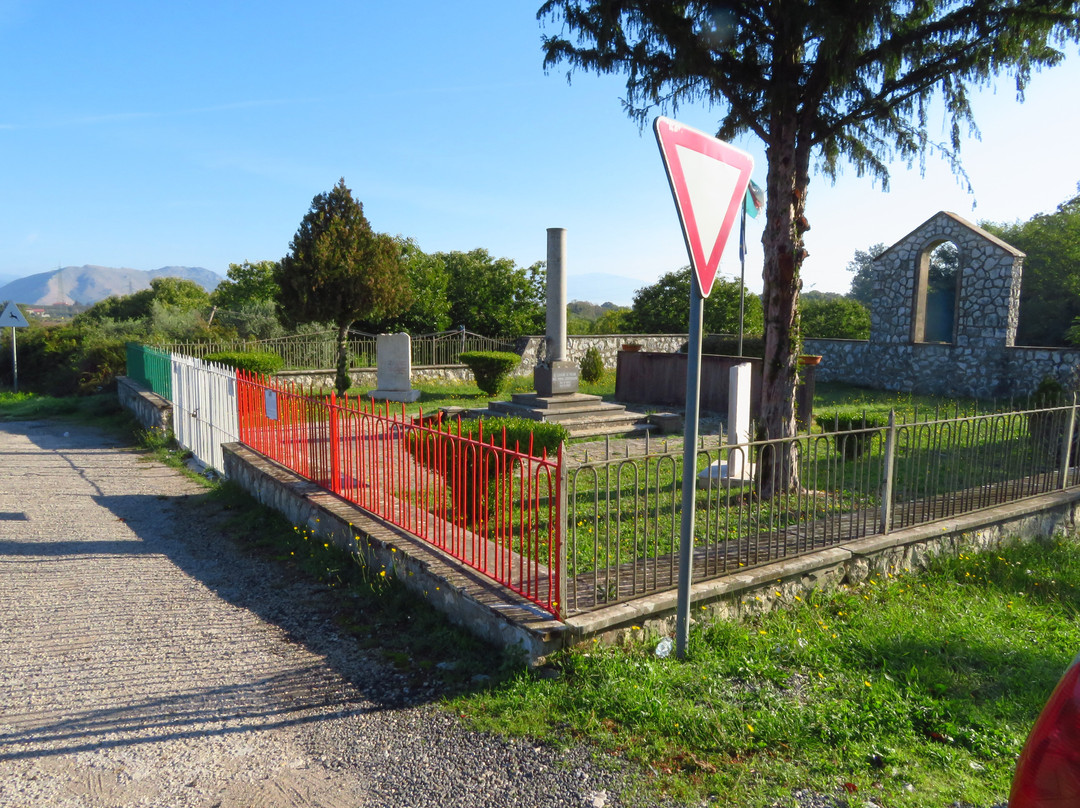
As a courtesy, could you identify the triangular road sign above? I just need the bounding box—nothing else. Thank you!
[654,117,755,297]
[0,301,29,328]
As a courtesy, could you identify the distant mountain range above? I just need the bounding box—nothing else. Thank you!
[0,265,221,306]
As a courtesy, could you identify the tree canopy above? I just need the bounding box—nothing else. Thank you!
[441,248,545,338]
[846,243,886,305]
[801,295,871,340]
[629,267,762,335]
[211,260,279,310]
[982,188,1080,347]
[539,0,1080,490]
[275,179,411,394]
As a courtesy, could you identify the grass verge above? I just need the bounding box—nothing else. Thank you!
[452,538,1080,807]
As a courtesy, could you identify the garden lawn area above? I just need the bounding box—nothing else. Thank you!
[453,538,1080,807]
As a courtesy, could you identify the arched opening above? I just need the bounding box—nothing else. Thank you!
[912,240,959,343]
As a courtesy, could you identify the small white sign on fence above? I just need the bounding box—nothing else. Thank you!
[264,389,278,421]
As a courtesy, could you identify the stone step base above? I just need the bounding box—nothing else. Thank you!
[486,393,651,439]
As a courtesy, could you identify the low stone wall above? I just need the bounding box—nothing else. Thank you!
[804,338,1080,398]
[277,364,475,390]
[218,433,1080,660]
[221,442,568,661]
[569,487,1080,645]
[515,334,690,373]
[117,376,172,432]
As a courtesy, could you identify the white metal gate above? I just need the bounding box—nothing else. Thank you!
[169,354,239,474]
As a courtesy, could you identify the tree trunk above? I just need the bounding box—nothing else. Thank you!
[757,107,810,497]
[335,321,351,397]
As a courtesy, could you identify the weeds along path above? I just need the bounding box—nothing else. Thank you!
[0,420,638,808]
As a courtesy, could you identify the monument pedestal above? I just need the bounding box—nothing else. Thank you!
[533,360,579,397]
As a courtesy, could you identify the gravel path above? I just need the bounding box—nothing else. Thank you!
[0,420,644,808]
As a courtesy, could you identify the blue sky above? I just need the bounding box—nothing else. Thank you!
[2,1,1078,304]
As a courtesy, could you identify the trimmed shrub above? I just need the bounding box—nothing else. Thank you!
[1026,376,1077,461]
[202,350,284,376]
[816,411,888,459]
[407,415,568,529]
[460,350,520,396]
[579,346,604,383]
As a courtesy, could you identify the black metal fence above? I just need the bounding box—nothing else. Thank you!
[562,402,1078,615]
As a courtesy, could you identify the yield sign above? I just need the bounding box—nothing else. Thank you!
[654,117,755,297]
[1,301,29,328]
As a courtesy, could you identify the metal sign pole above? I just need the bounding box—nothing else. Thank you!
[11,326,17,393]
[675,280,704,658]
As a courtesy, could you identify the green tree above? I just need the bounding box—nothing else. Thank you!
[801,296,871,339]
[275,179,411,395]
[211,260,279,310]
[591,307,632,334]
[442,249,545,338]
[76,277,210,330]
[983,189,1080,347]
[539,0,1079,491]
[629,268,762,335]
[354,238,452,334]
[846,243,886,306]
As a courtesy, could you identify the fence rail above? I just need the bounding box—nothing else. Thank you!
[235,370,562,615]
[158,329,518,371]
[562,402,1079,614]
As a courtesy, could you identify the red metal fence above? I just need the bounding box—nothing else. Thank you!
[236,371,563,616]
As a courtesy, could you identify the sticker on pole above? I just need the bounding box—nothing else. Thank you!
[0,301,29,328]
[654,117,755,298]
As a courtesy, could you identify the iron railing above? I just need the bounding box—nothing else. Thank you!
[562,403,1079,614]
[235,370,562,615]
[159,329,518,372]
[125,342,172,400]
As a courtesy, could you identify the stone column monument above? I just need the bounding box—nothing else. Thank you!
[533,227,580,397]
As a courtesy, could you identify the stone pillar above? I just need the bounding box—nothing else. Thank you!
[546,227,568,363]
[533,227,579,396]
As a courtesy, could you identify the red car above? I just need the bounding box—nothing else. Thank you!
[1009,651,1080,806]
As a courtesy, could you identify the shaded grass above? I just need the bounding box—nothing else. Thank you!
[453,538,1080,807]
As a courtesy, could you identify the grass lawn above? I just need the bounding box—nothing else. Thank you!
[454,538,1080,807]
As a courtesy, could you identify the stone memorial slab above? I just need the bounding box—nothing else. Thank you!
[533,360,579,396]
[699,362,755,488]
[369,332,421,403]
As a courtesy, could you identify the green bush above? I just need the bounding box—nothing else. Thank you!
[816,411,888,459]
[407,415,568,529]
[801,296,871,339]
[460,350,520,396]
[1026,376,1078,460]
[202,350,284,376]
[0,323,127,396]
[579,346,604,383]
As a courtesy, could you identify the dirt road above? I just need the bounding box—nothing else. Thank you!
[0,420,636,808]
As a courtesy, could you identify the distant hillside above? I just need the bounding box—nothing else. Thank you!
[0,265,221,306]
[566,272,647,307]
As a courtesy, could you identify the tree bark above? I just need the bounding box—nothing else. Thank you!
[757,100,811,497]
[335,321,351,397]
